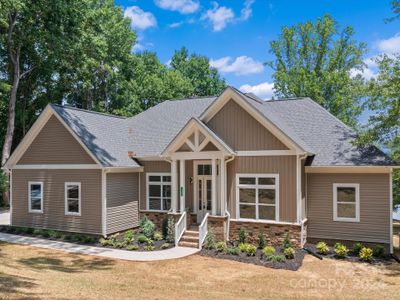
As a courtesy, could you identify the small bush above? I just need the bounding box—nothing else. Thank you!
[262,246,276,257]
[83,236,96,244]
[33,228,43,236]
[25,227,34,234]
[161,243,171,249]
[282,233,292,249]
[334,243,348,258]
[99,238,113,247]
[41,230,50,238]
[64,234,72,241]
[113,241,127,249]
[239,243,249,252]
[215,241,227,253]
[144,245,155,251]
[161,218,169,239]
[109,233,120,243]
[204,231,216,250]
[373,245,385,258]
[238,228,247,244]
[166,217,175,243]
[127,244,139,251]
[239,243,257,256]
[146,238,154,246]
[266,254,286,263]
[316,241,329,255]
[139,215,149,228]
[138,235,148,243]
[359,247,373,261]
[352,242,363,255]
[284,247,295,259]
[258,233,266,249]
[226,247,240,255]
[154,232,163,241]
[142,219,155,239]
[124,230,135,242]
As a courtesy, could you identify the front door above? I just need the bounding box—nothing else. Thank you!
[197,175,212,223]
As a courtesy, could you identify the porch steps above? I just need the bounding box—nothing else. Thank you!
[178,229,199,248]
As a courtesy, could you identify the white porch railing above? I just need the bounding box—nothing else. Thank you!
[225,210,231,242]
[175,211,187,246]
[198,212,209,249]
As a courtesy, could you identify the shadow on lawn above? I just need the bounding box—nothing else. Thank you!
[0,272,39,299]
[18,254,115,273]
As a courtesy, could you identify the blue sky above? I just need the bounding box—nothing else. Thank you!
[117,0,399,101]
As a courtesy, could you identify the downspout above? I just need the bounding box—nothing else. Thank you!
[2,166,12,226]
[102,168,109,237]
[298,154,308,247]
[224,155,235,241]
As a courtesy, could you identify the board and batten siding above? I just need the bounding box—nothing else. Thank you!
[17,115,96,165]
[106,173,139,234]
[12,169,102,235]
[227,156,297,222]
[307,173,391,244]
[207,99,289,151]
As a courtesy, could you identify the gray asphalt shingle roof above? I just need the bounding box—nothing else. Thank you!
[51,88,395,167]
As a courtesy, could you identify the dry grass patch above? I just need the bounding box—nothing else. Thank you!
[0,241,400,299]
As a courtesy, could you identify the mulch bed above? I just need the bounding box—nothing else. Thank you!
[304,243,396,265]
[199,247,306,271]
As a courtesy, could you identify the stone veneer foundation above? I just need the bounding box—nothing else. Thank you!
[229,220,302,248]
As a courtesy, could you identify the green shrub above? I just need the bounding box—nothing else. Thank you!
[41,230,50,238]
[352,242,363,255]
[139,215,149,228]
[258,233,266,249]
[215,241,227,253]
[238,228,247,244]
[161,218,169,239]
[239,243,256,256]
[266,254,286,263]
[127,244,139,251]
[138,235,148,243]
[25,227,34,234]
[262,246,276,257]
[142,219,155,239]
[226,247,240,255]
[316,241,329,255]
[204,231,216,250]
[166,217,175,243]
[124,230,135,242]
[154,232,163,241]
[113,241,127,249]
[83,236,96,244]
[109,233,120,243]
[99,238,113,247]
[33,228,43,236]
[144,245,155,251]
[284,247,295,259]
[161,243,171,249]
[146,238,154,246]
[373,245,385,258]
[359,247,373,261]
[334,243,348,258]
[64,234,72,241]
[282,233,292,249]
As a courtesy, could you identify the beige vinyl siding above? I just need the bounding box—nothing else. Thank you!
[12,169,102,234]
[139,161,171,210]
[207,99,288,151]
[227,156,297,222]
[106,173,139,234]
[307,173,390,244]
[18,115,96,165]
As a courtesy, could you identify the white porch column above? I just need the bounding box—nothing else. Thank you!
[220,156,226,215]
[171,159,178,213]
[179,159,185,212]
[211,158,217,215]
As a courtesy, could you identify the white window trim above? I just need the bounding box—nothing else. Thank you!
[333,183,360,222]
[28,181,43,213]
[146,173,172,212]
[65,182,81,216]
[236,174,279,222]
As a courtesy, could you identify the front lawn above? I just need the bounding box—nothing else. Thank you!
[1,242,400,299]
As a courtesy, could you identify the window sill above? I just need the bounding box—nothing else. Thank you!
[28,210,43,214]
[333,218,360,223]
[65,212,81,217]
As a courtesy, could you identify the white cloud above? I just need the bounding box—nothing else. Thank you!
[155,0,199,14]
[239,0,254,21]
[377,34,400,54]
[168,21,184,28]
[210,56,264,75]
[201,2,234,32]
[240,82,275,100]
[124,6,157,30]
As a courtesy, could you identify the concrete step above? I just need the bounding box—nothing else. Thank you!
[180,235,199,243]
[184,230,199,237]
[179,241,199,248]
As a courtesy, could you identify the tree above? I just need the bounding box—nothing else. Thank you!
[358,55,400,209]
[170,47,226,97]
[267,14,366,127]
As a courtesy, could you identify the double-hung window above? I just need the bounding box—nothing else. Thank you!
[147,173,171,211]
[236,174,279,221]
[333,183,360,222]
[65,182,81,216]
[28,182,43,213]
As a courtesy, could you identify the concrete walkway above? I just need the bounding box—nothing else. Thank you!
[0,210,10,225]
[0,232,199,261]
